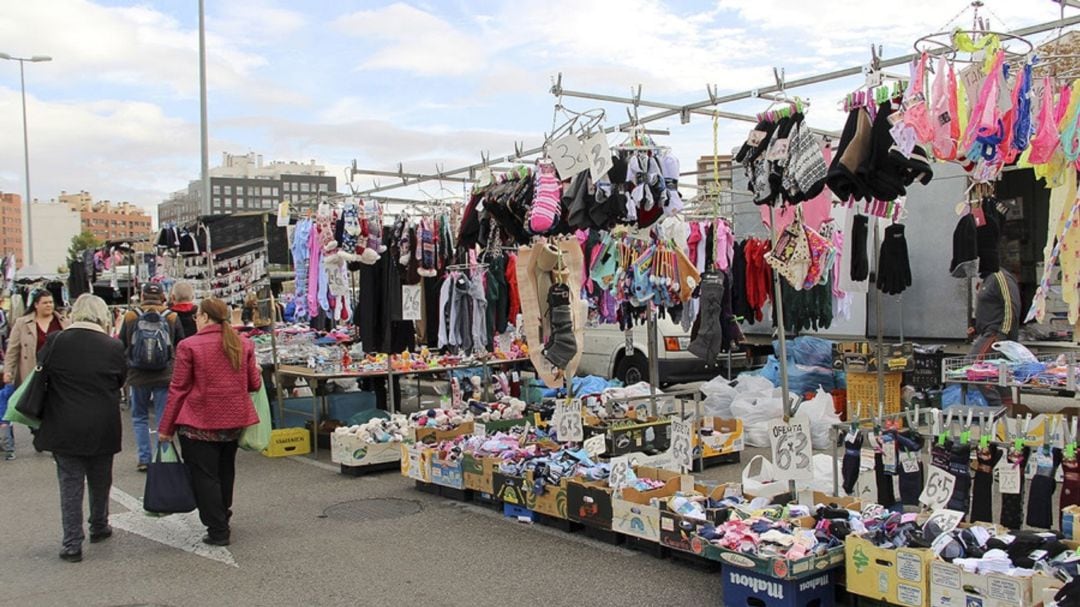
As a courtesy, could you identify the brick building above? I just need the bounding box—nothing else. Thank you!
[59,190,154,242]
[0,192,24,267]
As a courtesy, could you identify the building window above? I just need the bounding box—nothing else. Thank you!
[300,183,310,193]
[224,185,232,195]
[212,185,221,195]
[318,183,329,192]
[263,200,272,209]
[235,185,244,196]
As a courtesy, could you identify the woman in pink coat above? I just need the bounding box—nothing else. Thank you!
[158,298,260,546]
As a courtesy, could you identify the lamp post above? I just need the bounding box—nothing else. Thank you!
[0,52,52,268]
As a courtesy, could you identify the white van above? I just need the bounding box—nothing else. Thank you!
[575,316,755,386]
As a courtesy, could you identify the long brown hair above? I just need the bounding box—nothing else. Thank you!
[200,298,243,370]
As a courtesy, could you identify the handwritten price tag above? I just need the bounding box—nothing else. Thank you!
[554,400,583,443]
[609,456,630,492]
[670,418,693,472]
[997,459,1021,494]
[584,434,606,459]
[473,422,487,438]
[547,134,588,180]
[920,467,957,510]
[583,131,613,181]
[768,414,813,481]
[402,285,422,321]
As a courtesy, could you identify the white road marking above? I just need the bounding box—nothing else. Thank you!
[109,487,238,568]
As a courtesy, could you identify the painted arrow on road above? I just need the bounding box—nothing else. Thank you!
[109,487,238,568]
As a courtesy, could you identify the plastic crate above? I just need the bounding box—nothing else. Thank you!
[503,503,536,522]
[261,428,311,457]
[911,349,946,389]
[845,372,902,419]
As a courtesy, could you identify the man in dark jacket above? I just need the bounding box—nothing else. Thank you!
[35,294,126,562]
[968,269,1021,406]
[119,283,185,471]
[169,281,198,341]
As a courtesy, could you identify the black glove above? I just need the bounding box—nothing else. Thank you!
[876,224,911,295]
[850,214,869,281]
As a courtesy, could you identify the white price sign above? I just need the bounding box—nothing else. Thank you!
[919,467,957,510]
[583,131,613,181]
[608,456,631,492]
[546,134,588,179]
[997,459,1021,495]
[473,422,487,438]
[554,400,583,443]
[402,284,422,321]
[584,434,606,459]
[768,414,813,481]
[670,418,693,472]
[925,509,965,536]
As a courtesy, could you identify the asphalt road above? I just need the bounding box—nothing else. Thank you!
[0,413,749,607]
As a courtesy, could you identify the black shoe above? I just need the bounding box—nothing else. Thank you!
[89,527,113,543]
[59,548,82,563]
[202,535,230,546]
[136,463,148,473]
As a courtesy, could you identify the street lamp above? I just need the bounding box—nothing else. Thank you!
[0,52,52,268]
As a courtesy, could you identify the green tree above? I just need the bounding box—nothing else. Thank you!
[67,230,102,265]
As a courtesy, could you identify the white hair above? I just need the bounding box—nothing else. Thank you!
[70,294,112,331]
[171,281,195,303]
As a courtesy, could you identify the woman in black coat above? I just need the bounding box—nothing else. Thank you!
[34,294,127,563]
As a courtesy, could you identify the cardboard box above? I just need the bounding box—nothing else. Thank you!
[462,454,498,494]
[704,515,845,580]
[330,434,401,467]
[524,470,568,519]
[611,466,690,543]
[658,484,732,555]
[492,472,527,507]
[400,443,432,483]
[1063,505,1080,540]
[567,479,614,529]
[930,560,1032,607]
[694,417,744,458]
[261,428,311,458]
[845,535,933,606]
[584,416,672,456]
[412,421,475,445]
[723,567,836,607]
[430,457,465,490]
[1032,572,1064,606]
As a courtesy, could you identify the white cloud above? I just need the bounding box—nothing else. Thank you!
[333,3,487,76]
[0,0,300,101]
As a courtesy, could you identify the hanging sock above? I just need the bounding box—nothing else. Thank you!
[842,430,864,496]
[874,450,898,511]
[542,282,577,369]
[970,443,1001,523]
[896,430,925,506]
[1060,453,1080,530]
[1026,447,1063,529]
[1000,447,1029,530]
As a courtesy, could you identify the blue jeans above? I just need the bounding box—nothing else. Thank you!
[130,385,169,465]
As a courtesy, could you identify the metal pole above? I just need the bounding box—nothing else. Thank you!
[647,304,660,411]
[875,223,886,412]
[768,207,792,415]
[198,0,210,216]
[18,60,33,267]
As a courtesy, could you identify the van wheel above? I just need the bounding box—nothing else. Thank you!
[615,353,649,385]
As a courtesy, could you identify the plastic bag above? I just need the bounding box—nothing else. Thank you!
[731,387,793,447]
[774,335,835,368]
[733,373,774,394]
[942,384,990,408]
[758,355,837,394]
[797,388,843,450]
[741,454,789,498]
[239,386,272,452]
[701,375,737,419]
[991,340,1038,364]
[803,454,839,495]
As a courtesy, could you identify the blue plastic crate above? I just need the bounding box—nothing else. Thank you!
[503,503,536,522]
[723,568,834,607]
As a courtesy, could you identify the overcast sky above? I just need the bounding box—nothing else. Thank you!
[0,0,1069,221]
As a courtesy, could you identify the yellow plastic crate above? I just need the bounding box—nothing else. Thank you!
[845,371,902,420]
[261,428,311,458]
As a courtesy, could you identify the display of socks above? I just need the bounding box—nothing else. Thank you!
[946,441,973,515]
[842,431,863,496]
[896,430,925,506]
[970,444,1001,524]
[1000,447,1029,530]
[874,450,897,510]
[527,162,562,235]
[1026,447,1063,529]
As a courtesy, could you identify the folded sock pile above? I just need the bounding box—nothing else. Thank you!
[332,415,409,443]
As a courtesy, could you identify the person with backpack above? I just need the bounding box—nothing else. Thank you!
[119,283,185,471]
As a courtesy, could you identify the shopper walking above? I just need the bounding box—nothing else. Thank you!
[34,294,126,562]
[3,289,69,458]
[169,282,198,342]
[968,269,1021,406]
[119,283,185,471]
[158,298,260,546]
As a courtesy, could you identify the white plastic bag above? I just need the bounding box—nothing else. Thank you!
[734,373,774,394]
[741,454,790,498]
[701,375,737,419]
[731,387,795,447]
[804,454,839,495]
[797,388,842,450]
[991,340,1038,364]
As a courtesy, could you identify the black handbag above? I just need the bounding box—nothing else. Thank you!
[143,441,197,514]
[13,332,60,421]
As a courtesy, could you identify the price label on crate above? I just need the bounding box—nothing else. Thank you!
[554,400,583,443]
[670,418,693,472]
[584,434,606,459]
[583,131,613,181]
[919,467,957,510]
[609,456,631,492]
[768,414,813,481]
[546,134,588,179]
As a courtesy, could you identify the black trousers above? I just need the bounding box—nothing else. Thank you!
[179,436,238,540]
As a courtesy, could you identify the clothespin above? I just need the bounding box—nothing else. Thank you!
[938,409,954,445]
[961,409,974,445]
[979,413,991,450]
[1066,416,1078,459]
[1014,414,1031,451]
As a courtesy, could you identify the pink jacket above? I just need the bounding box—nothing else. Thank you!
[159,324,261,437]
